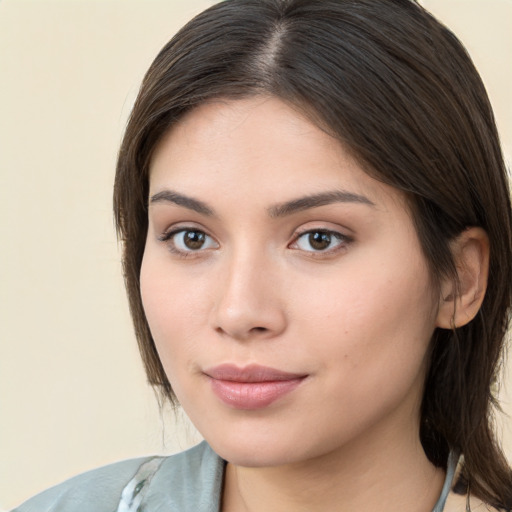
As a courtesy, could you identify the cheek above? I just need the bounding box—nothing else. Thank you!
[298,275,435,439]
[139,252,209,370]
[292,254,438,381]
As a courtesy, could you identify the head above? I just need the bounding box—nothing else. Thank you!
[114,0,512,503]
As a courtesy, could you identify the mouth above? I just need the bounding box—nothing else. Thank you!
[203,364,308,410]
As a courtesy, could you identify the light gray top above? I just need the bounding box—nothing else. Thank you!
[12,442,458,512]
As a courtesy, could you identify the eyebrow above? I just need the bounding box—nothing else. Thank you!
[149,190,214,216]
[148,189,375,218]
[268,190,375,217]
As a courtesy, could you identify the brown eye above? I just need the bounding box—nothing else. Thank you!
[160,228,219,254]
[292,229,349,253]
[308,231,332,250]
[183,230,206,250]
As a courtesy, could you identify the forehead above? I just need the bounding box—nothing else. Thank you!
[149,96,406,213]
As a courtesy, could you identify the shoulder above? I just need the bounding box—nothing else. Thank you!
[11,441,225,512]
[11,455,153,512]
[445,491,509,512]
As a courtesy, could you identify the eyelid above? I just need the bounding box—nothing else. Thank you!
[289,226,354,255]
[157,221,212,241]
[158,225,219,256]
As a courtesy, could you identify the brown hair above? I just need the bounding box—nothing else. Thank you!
[114,0,512,507]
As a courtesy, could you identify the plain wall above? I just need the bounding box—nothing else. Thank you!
[0,0,511,509]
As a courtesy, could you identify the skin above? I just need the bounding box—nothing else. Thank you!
[141,96,461,511]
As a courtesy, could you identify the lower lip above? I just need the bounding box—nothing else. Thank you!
[209,378,304,410]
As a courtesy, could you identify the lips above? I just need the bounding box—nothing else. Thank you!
[204,364,307,410]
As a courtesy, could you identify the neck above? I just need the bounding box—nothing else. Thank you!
[222,421,445,512]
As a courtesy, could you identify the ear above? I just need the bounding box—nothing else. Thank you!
[436,227,490,329]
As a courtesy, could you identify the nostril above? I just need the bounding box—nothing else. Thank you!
[251,327,268,333]
[214,325,269,339]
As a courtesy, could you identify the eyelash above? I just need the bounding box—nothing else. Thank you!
[158,228,219,257]
[158,227,353,257]
[289,229,353,256]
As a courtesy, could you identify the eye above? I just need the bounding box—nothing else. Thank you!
[292,230,349,253]
[159,228,219,254]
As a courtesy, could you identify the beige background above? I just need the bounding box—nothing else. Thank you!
[0,0,511,509]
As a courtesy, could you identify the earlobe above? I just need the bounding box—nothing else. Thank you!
[436,227,490,329]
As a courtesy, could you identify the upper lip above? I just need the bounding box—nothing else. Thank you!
[204,364,307,382]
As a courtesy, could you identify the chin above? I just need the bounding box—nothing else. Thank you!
[210,439,301,468]
[195,421,287,466]
[202,421,331,468]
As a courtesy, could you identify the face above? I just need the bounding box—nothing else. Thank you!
[141,96,441,468]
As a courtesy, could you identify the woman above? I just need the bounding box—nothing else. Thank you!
[14,0,512,511]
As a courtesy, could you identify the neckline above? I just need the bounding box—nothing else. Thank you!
[432,451,460,512]
[114,443,460,512]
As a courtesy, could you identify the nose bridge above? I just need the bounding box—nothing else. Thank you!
[212,238,286,340]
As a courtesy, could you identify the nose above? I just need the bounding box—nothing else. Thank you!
[211,248,287,341]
